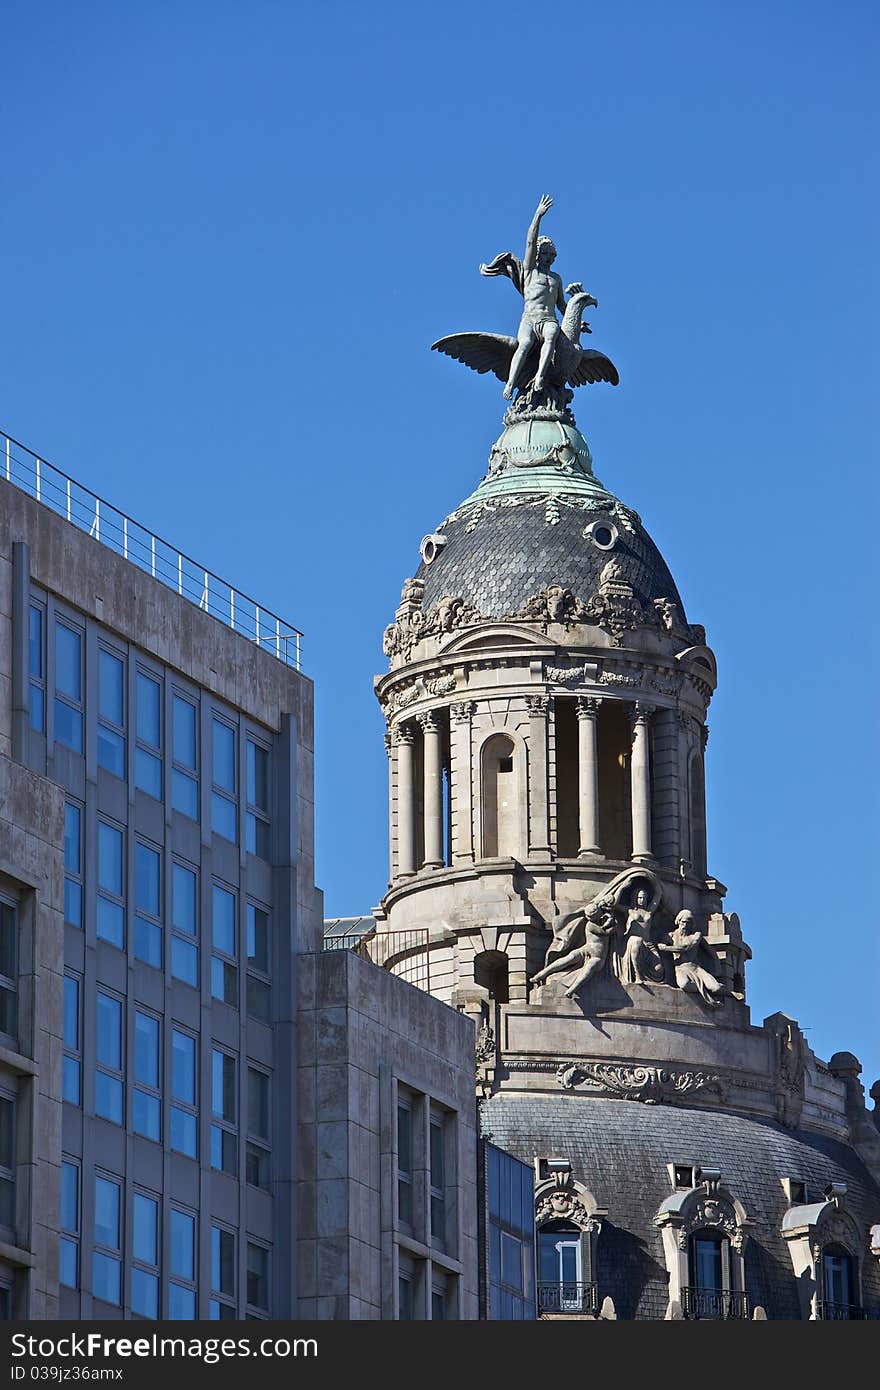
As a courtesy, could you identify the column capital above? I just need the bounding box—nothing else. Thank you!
[384,730,392,757]
[417,709,441,734]
[576,695,602,720]
[700,723,710,752]
[449,700,476,725]
[526,694,549,716]
[629,700,654,731]
[393,721,416,747]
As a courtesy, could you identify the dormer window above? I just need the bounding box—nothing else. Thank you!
[820,1247,859,1320]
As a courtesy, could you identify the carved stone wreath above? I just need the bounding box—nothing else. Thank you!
[677,1196,743,1253]
[556,1061,723,1105]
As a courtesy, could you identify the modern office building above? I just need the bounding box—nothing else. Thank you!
[0,429,484,1323]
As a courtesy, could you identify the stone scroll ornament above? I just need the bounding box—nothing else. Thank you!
[556,1062,723,1105]
[431,194,619,424]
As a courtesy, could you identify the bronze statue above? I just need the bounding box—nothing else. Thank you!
[432,195,618,413]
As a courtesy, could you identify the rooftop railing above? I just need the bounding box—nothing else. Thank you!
[1,429,303,671]
[680,1287,750,1320]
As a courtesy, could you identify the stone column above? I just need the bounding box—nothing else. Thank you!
[576,696,601,855]
[395,721,416,877]
[385,729,395,883]
[527,694,551,856]
[449,701,476,864]
[419,710,444,869]
[629,702,654,862]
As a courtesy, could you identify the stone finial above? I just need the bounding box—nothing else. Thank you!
[598,1296,616,1320]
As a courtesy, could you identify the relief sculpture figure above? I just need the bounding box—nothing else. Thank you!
[658,911,726,1006]
[533,866,658,1000]
[616,880,663,984]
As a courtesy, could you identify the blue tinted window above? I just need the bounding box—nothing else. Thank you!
[171,1107,198,1157]
[172,769,198,819]
[212,886,235,956]
[62,1057,81,1105]
[171,936,198,987]
[169,1283,196,1319]
[98,823,123,895]
[247,742,269,811]
[63,977,79,1048]
[95,1073,123,1125]
[64,804,80,873]
[96,994,121,1069]
[54,699,83,753]
[133,1193,158,1264]
[94,1176,120,1248]
[29,606,43,677]
[92,1252,121,1305]
[96,897,124,949]
[134,1012,159,1087]
[131,1268,158,1318]
[173,864,197,935]
[172,1031,195,1104]
[60,1237,78,1288]
[137,673,161,747]
[55,624,81,700]
[29,685,44,732]
[61,1161,78,1231]
[173,697,197,769]
[211,793,237,842]
[98,650,124,725]
[135,844,160,917]
[171,1210,195,1280]
[97,724,125,778]
[212,719,235,792]
[134,916,161,969]
[135,747,162,799]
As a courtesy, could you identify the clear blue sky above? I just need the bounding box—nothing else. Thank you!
[3,2,877,1084]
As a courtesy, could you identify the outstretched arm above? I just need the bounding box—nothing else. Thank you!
[523,193,553,276]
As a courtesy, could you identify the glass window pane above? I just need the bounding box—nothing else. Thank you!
[54,699,83,753]
[137,674,160,747]
[131,1267,158,1319]
[171,936,199,987]
[246,813,271,860]
[133,1193,158,1264]
[212,1227,235,1296]
[62,1057,81,1105]
[135,748,162,799]
[29,606,43,677]
[61,1162,78,1232]
[247,743,269,811]
[135,844,160,917]
[134,1013,159,1087]
[55,625,81,700]
[170,1107,198,1158]
[431,1121,444,1187]
[246,1243,268,1310]
[212,720,236,792]
[210,1125,237,1174]
[134,916,162,969]
[211,793,237,842]
[246,905,268,973]
[63,977,79,1048]
[29,684,44,732]
[98,824,123,895]
[94,1072,123,1125]
[246,975,271,1022]
[398,1105,411,1174]
[172,1031,195,1103]
[212,1050,235,1121]
[172,769,198,819]
[96,896,124,948]
[173,864,197,936]
[64,804,80,873]
[94,1177,120,1248]
[170,1210,195,1280]
[92,1252,121,1305]
[64,877,83,928]
[98,650,124,725]
[212,886,235,956]
[246,1143,270,1190]
[169,1283,196,1319]
[173,697,197,770]
[60,1237,78,1289]
[248,1069,269,1140]
[96,994,121,1069]
[0,903,14,981]
[211,956,237,1005]
[97,724,125,778]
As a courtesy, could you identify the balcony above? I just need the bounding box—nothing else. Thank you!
[816,1300,871,1321]
[538,1281,599,1316]
[681,1287,749,1320]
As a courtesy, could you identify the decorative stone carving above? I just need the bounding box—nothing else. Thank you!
[533,867,660,999]
[557,1062,723,1104]
[765,1013,807,1129]
[657,911,726,1007]
[416,709,441,734]
[392,722,415,747]
[384,588,480,659]
[615,875,663,985]
[517,585,588,624]
[384,672,457,713]
[545,662,587,683]
[449,700,476,724]
[598,668,640,688]
[676,1195,743,1253]
[575,696,601,719]
[526,694,549,715]
[647,669,684,696]
[534,1169,603,1233]
[475,1019,496,1067]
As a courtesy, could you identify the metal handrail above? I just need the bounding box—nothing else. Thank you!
[1,429,303,670]
[537,1281,599,1315]
[816,1299,871,1321]
[681,1286,749,1320]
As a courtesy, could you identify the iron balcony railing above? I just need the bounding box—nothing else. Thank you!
[1,429,303,670]
[537,1281,599,1315]
[322,926,433,993]
[681,1287,749,1320]
[816,1300,871,1321]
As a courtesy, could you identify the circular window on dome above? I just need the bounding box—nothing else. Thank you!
[585,519,618,551]
[420,532,447,565]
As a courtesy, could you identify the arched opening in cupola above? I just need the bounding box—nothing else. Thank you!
[481,733,519,858]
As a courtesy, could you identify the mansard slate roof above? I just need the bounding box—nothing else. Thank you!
[416,417,686,621]
[482,1093,880,1320]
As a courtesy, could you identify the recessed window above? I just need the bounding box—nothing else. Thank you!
[63,803,83,928]
[585,519,618,551]
[95,992,124,1125]
[169,1208,197,1318]
[62,975,81,1105]
[0,901,18,1041]
[60,1159,79,1289]
[54,622,83,753]
[211,1225,236,1316]
[170,1029,198,1159]
[171,863,199,989]
[212,719,237,843]
[97,648,126,779]
[397,1100,413,1229]
[172,695,199,820]
[133,1012,161,1142]
[135,672,162,800]
[0,1095,14,1232]
[28,603,45,732]
[97,822,125,949]
[246,741,271,860]
[211,1049,237,1175]
[211,885,237,1006]
[93,1175,121,1306]
[247,1243,269,1312]
[246,903,271,1023]
[134,842,162,970]
[131,1192,159,1318]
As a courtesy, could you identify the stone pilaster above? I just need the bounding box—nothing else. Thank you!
[449,701,475,865]
[576,696,601,855]
[629,702,654,863]
[418,710,444,869]
[526,694,551,856]
[394,721,416,877]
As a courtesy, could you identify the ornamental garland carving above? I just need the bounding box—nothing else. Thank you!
[441,491,641,537]
[383,593,480,660]
[383,671,457,713]
[677,1196,743,1253]
[556,1061,723,1105]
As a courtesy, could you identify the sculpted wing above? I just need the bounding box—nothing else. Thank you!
[432,333,518,383]
[566,349,620,387]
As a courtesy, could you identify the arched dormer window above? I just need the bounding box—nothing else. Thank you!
[688,751,707,877]
[534,1163,605,1317]
[480,733,523,859]
[782,1185,867,1320]
[686,1228,735,1319]
[821,1245,858,1320]
[655,1172,751,1319]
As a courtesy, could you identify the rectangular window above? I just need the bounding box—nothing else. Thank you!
[171,862,199,988]
[63,802,83,928]
[211,884,237,1006]
[28,603,45,732]
[430,1113,447,1252]
[62,975,81,1105]
[95,992,124,1125]
[0,901,17,1041]
[133,1012,161,1142]
[134,841,162,970]
[246,903,271,1023]
[97,647,126,779]
[93,1175,121,1306]
[211,1225,236,1317]
[170,1029,198,1160]
[247,1067,270,1192]
[246,740,271,860]
[0,1095,14,1232]
[135,671,162,800]
[60,1159,79,1289]
[397,1099,413,1230]
[172,694,199,820]
[246,1243,269,1313]
[54,621,83,753]
[97,821,125,949]
[169,1208,197,1319]
[211,1049,237,1175]
[131,1192,159,1319]
[211,717,237,842]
